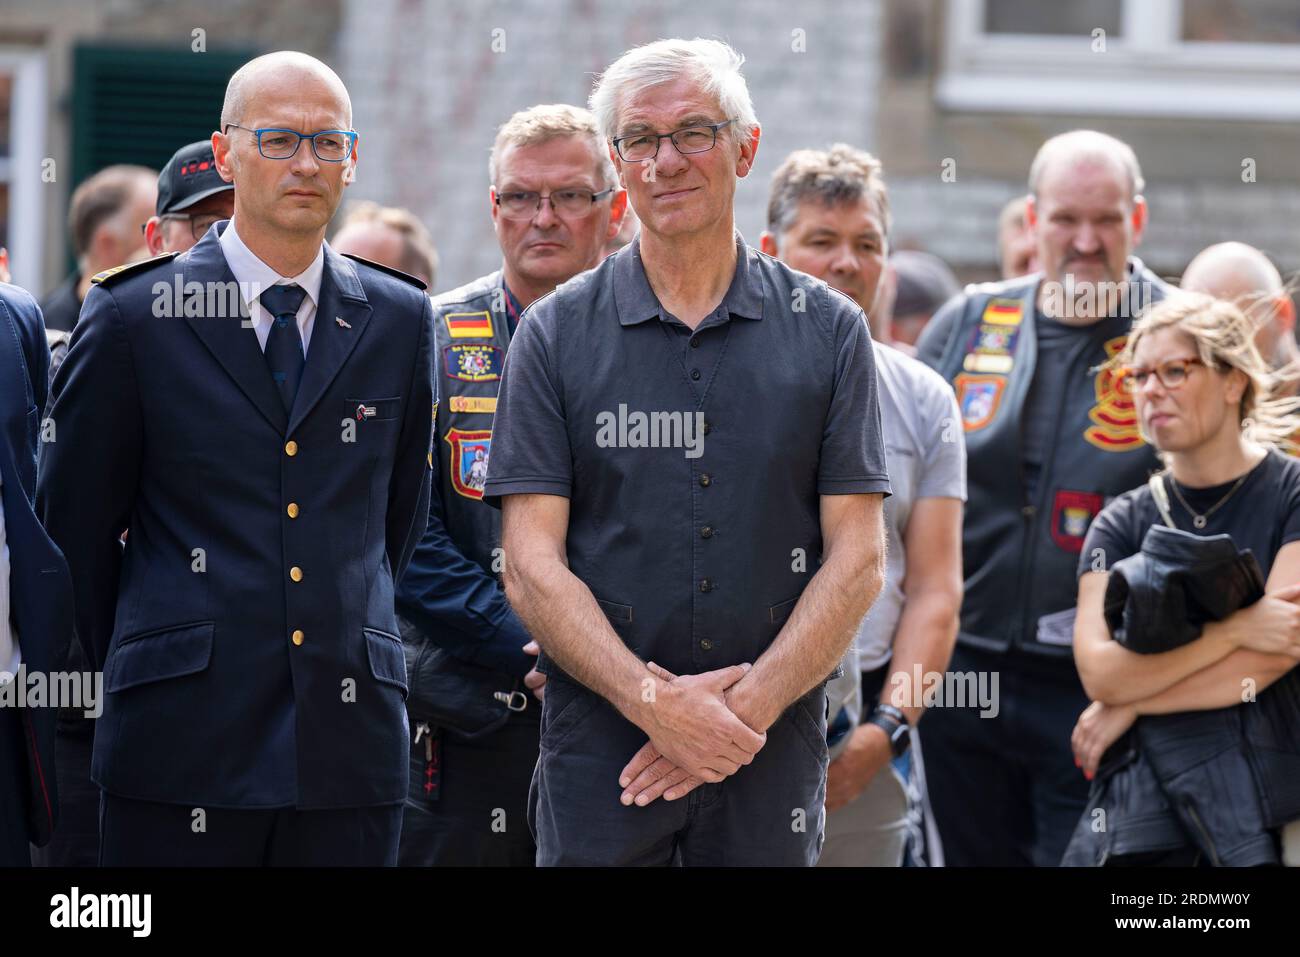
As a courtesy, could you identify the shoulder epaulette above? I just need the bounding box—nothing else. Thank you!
[340,253,428,291]
[90,252,179,287]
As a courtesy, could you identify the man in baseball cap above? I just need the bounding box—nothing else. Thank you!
[143,140,236,255]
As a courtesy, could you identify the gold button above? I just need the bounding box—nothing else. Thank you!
[291,629,304,645]
[285,440,298,456]
[290,566,303,582]
[286,502,299,518]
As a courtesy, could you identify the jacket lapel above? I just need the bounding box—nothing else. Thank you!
[287,246,372,435]
[182,223,288,434]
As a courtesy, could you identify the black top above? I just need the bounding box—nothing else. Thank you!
[39,274,82,333]
[1022,308,1092,504]
[484,234,891,679]
[1080,448,1300,580]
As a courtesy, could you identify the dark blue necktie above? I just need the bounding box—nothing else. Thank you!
[260,283,307,411]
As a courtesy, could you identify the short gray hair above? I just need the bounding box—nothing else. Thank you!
[1028,129,1145,200]
[588,38,758,144]
[767,144,891,238]
[487,103,614,187]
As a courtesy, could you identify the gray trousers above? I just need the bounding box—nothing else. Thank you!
[530,675,829,866]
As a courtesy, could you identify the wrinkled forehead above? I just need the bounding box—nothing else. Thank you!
[1035,155,1134,212]
[615,76,725,134]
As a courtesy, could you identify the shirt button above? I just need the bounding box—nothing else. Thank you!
[1022,505,1036,518]
[699,578,713,593]
[700,525,713,539]
[285,440,298,457]
[699,473,712,487]
[291,629,305,646]
[700,638,713,651]
[690,368,701,380]
[290,566,303,582]
[703,421,712,435]
[287,502,300,518]
[690,338,700,349]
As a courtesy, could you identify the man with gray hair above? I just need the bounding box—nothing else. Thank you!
[485,39,889,866]
[41,165,157,333]
[1182,241,1300,396]
[916,130,1167,865]
[394,102,625,866]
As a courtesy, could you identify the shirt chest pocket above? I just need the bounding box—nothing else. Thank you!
[342,396,402,458]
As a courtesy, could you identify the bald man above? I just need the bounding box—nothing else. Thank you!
[39,51,435,865]
[1182,242,1300,393]
[917,130,1167,866]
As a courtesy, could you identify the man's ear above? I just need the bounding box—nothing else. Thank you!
[489,186,500,228]
[212,129,236,184]
[1274,294,1296,334]
[144,217,164,257]
[1130,195,1149,245]
[736,124,761,179]
[342,140,359,186]
[758,231,778,257]
[1025,195,1039,231]
[605,189,629,241]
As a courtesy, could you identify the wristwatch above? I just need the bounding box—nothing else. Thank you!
[866,704,911,757]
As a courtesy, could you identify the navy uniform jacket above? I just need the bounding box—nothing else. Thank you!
[38,224,434,809]
[0,283,74,845]
[395,270,531,678]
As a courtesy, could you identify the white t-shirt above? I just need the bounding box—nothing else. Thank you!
[826,341,967,750]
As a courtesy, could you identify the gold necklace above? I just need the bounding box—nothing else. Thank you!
[1167,472,1250,529]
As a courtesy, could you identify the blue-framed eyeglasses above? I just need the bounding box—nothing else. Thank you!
[223,124,357,162]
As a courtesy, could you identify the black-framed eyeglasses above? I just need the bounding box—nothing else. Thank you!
[223,124,357,162]
[1118,357,1206,394]
[493,186,617,220]
[612,119,735,163]
[146,212,225,243]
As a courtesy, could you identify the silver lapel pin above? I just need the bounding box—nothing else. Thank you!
[335,316,352,329]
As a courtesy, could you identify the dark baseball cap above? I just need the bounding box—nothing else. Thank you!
[155,140,233,216]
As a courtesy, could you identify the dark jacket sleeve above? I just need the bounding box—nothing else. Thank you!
[386,292,435,581]
[36,285,142,670]
[395,482,534,677]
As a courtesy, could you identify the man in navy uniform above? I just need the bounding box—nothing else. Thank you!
[395,104,625,866]
[486,39,890,866]
[39,51,434,866]
[0,283,74,866]
[915,130,1166,866]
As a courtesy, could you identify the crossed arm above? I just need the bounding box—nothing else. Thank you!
[1070,540,1300,773]
[500,490,885,803]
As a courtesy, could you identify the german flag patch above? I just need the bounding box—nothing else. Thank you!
[444,311,494,339]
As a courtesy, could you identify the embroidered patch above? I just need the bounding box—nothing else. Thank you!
[444,428,492,499]
[443,343,503,381]
[1051,490,1104,552]
[955,374,1006,432]
[1084,336,1145,451]
[963,321,1021,374]
[449,395,498,414]
[444,310,494,339]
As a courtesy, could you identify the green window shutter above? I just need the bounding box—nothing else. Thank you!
[66,44,255,266]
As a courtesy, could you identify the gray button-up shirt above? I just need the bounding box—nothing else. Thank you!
[485,234,890,681]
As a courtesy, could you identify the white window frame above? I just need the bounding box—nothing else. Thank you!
[0,47,48,294]
[937,0,1300,121]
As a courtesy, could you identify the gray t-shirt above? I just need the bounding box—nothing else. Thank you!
[827,341,967,750]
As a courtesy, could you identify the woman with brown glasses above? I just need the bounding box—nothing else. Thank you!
[1068,292,1300,865]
